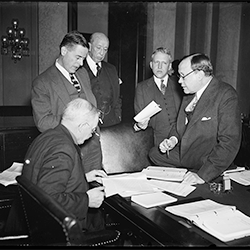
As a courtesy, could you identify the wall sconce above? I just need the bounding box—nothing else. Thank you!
[1,19,30,63]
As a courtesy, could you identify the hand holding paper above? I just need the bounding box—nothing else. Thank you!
[134,101,162,123]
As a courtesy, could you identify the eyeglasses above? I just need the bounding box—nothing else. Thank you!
[178,70,196,80]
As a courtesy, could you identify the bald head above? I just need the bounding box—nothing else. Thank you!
[89,32,109,63]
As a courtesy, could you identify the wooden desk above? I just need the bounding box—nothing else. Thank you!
[103,178,250,246]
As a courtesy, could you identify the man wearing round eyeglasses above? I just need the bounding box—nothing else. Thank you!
[149,53,242,185]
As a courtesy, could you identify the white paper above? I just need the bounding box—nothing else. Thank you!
[131,192,177,208]
[134,101,162,122]
[165,199,250,242]
[102,172,157,197]
[226,170,250,186]
[149,179,196,197]
[0,162,23,186]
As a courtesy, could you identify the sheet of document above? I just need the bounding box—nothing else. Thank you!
[0,162,23,186]
[131,191,177,208]
[149,179,196,197]
[134,101,162,122]
[226,170,250,185]
[102,172,158,197]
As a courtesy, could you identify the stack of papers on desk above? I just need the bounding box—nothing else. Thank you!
[134,101,162,122]
[142,166,187,182]
[165,199,250,242]
[131,192,177,208]
[0,162,23,186]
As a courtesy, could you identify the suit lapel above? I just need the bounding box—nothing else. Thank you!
[185,78,216,129]
[49,66,71,106]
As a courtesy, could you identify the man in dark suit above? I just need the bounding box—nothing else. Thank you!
[31,31,102,172]
[150,53,242,185]
[134,47,184,146]
[22,98,107,232]
[83,32,122,127]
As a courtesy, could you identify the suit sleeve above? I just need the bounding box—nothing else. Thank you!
[110,65,122,120]
[134,83,145,115]
[36,144,89,224]
[31,77,61,132]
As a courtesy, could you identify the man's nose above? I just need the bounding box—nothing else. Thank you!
[79,58,84,66]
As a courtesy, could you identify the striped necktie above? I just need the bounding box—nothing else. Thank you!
[69,73,81,92]
[160,79,166,95]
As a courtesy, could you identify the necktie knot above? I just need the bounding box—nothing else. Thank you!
[69,73,81,93]
[160,79,166,95]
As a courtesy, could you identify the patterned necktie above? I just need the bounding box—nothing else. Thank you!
[69,73,81,92]
[160,79,166,95]
[96,63,101,77]
[190,94,198,112]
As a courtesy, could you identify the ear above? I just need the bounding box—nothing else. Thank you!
[61,46,67,56]
[88,42,91,51]
[149,61,153,70]
[168,62,172,70]
[197,70,205,80]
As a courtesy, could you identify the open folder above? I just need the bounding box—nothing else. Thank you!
[165,199,250,242]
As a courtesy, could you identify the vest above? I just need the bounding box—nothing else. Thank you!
[152,82,178,145]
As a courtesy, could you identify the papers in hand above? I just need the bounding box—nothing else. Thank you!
[143,166,187,182]
[131,192,177,208]
[102,172,157,198]
[0,162,23,186]
[134,101,162,122]
[165,199,250,242]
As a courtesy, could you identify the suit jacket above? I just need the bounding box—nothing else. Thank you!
[173,77,242,182]
[134,75,183,144]
[83,60,122,127]
[31,64,97,132]
[21,124,89,230]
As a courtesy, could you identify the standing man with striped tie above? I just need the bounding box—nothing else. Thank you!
[83,32,122,127]
[31,31,103,173]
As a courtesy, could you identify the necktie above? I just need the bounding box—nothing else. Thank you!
[190,94,198,112]
[69,73,81,92]
[160,79,166,95]
[96,63,101,77]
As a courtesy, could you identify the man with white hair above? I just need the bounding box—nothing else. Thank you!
[22,98,108,232]
[83,32,122,127]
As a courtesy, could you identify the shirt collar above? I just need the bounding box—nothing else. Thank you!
[55,59,71,81]
[196,77,212,100]
[153,74,169,88]
[86,55,101,73]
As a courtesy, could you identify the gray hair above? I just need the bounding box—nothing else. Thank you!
[62,98,99,124]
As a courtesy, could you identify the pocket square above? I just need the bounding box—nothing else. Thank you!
[201,117,211,121]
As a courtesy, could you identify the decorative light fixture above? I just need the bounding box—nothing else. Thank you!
[1,19,29,63]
